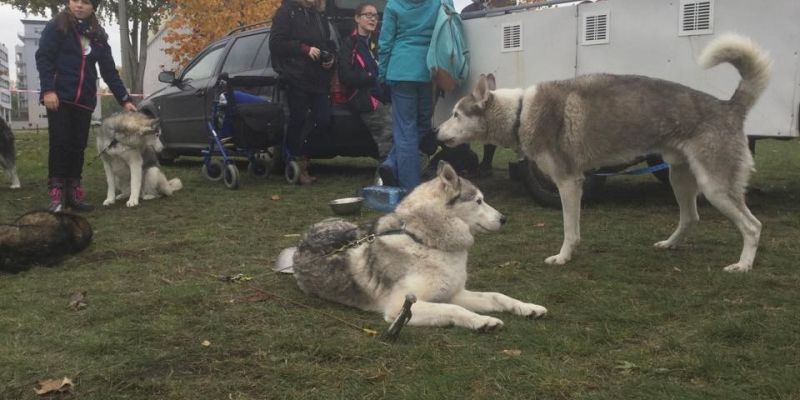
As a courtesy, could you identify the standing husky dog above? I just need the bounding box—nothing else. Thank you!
[0,117,21,189]
[279,162,547,331]
[437,34,771,272]
[98,112,182,207]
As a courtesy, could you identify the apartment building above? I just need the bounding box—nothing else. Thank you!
[13,19,48,130]
[0,43,11,122]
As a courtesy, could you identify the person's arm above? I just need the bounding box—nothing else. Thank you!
[377,7,397,83]
[96,40,134,109]
[269,7,305,59]
[337,38,375,88]
[35,22,62,101]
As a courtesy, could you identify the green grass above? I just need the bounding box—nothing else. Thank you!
[1,130,799,399]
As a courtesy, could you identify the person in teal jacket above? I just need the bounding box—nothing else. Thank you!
[376,0,441,191]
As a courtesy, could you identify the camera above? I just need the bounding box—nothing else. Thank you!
[320,50,334,64]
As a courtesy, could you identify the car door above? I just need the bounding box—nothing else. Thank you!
[158,42,228,152]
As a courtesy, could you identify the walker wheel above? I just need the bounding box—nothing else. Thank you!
[202,159,224,181]
[248,158,270,178]
[223,163,240,190]
[285,161,300,184]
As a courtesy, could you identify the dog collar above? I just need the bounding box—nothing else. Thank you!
[376,222,427,246]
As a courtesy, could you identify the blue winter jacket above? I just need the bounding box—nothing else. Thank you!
[378,0,441,83]
[36,18,131,111]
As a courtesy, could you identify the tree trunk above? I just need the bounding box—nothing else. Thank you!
[117,0,133,90]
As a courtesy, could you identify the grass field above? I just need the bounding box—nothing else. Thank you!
[1,130,799,399]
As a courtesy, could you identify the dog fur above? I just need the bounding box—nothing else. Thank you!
[0,117,21,189]
[279,162,547,331]
[97,112,182,207]
[436,34,771,272]
[0,211,92,271]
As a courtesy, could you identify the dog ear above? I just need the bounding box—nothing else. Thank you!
[485,73,497,90]
[437,161,461,191]
[472,75,493,109]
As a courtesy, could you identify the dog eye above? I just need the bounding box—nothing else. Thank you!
[476,199,482,205]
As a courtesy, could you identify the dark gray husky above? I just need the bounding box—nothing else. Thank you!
[0,117,21,189]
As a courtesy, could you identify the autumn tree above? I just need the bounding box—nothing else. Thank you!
[0,0,168,95]
[163,0,280,68]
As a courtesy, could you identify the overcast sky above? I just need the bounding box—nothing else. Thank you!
[0,3,122,84]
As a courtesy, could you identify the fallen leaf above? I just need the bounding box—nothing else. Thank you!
[498,261,520,268]
[201,340,211,347]
[68,291,88,310]
[34,377,73,395]
[270,195,281,201]
[535,222,546,227]
[502,349,522,357]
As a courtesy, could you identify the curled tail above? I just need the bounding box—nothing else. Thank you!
[698,34,771,111]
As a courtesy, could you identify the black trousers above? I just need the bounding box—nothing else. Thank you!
[285,86,331,157]
[47,103,92,180]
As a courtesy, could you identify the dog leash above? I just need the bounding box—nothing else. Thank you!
[591,162,669,177]
[86,138,118,167]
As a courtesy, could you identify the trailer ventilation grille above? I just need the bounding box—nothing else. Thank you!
[582,12,609,45]
[501,22,522,52]
[679,0,713,36]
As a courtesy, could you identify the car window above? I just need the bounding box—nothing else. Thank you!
[253,34,271,68]
[182,45,226,81]
[222,33,268,74]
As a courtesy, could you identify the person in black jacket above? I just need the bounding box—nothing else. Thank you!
[269,0,336,185]
[36,0,136,212]
[337,3,392,163]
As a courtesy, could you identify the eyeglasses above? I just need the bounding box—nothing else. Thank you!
[359,12,378,19]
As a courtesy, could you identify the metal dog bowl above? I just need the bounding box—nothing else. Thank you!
[329,197,364,215]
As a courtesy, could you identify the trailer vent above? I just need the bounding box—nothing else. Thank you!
[501,22,522,52]
[679,0,713,36]
[582,12,609,45]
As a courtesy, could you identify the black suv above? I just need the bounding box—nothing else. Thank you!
[139,0,386,162]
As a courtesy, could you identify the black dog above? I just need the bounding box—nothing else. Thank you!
[0,117,21,189]
[0,211,93,271]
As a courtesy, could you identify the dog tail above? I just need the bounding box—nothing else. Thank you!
[698,33,771,112]
[274,247,297,273]
[167,178,183,192]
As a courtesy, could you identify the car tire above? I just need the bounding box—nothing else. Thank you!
[520,158,606,209]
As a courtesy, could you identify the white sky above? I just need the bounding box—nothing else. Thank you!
[0,3,122,84]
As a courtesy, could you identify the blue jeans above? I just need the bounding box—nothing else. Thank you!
[382,81,433,191]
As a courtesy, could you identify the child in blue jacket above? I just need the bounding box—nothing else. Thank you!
[36,0,136,212]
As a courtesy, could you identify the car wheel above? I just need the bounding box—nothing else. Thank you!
[223,163,240,190]
[520,158,606,209]
[202,159,225,181]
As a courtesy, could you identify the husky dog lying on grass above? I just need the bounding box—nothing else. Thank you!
[278,162,547,331]
[0,117,21,190]
[0,211,92,271]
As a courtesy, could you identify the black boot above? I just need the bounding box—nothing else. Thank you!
[65,179,94,212]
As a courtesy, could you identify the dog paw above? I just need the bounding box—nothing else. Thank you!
[103,198,115,206]
[10,184,21,189]
[516,303,548,319]
[470,316,504,332]
[545,254,570,265]
[723,263,752,273]
[126,199,139,208]
[654,240,678,249]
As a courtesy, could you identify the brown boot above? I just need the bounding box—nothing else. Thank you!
[296,158,316,185]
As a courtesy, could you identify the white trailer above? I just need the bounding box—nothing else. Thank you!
[434,0,799,206]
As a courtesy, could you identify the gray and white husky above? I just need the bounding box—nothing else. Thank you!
[437,34,771,273]
[278,162,547,331]
[0,117,21,189]
[97,112,182,208]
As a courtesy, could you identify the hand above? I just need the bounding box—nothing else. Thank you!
[307,47,321,61]
[43,91,59,111]
[322,59,334,70]
[123,102,137,112]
